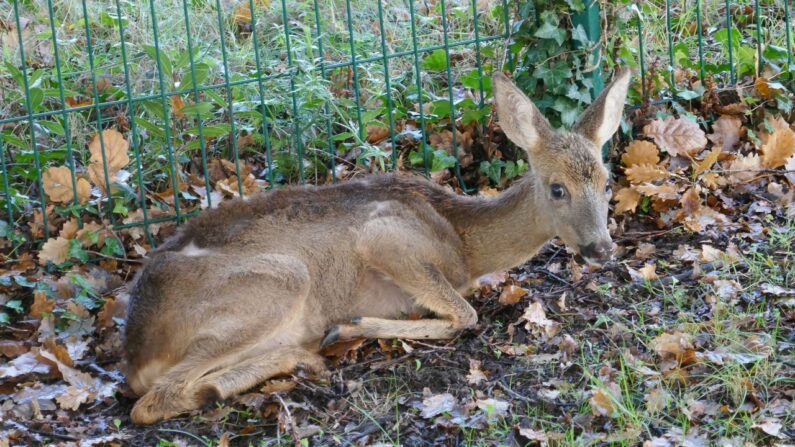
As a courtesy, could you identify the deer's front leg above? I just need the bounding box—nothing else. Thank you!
[321,216,477,347]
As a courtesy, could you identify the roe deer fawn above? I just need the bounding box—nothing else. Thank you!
[124,70,631,424]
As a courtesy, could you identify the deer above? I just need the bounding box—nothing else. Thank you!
[123,69,632,424]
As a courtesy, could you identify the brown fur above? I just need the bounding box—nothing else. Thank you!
[124,70,632,424]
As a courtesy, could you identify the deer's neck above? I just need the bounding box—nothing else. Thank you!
[439,173,555,279]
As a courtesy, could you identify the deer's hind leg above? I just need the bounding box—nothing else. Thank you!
[129,253,320,425]
[131,346,325,425]
[323,216,477,347]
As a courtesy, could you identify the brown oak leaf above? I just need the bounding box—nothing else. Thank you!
[42,166,91,204]
[613,187,641,214]
[707,115,743,150]
[625,164,669,184]
[621,140,660,167]
[643,117,707,157]
[39,237,70,266]
[761,127,795,168]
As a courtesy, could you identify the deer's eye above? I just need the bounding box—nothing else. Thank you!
[550,183,566,200]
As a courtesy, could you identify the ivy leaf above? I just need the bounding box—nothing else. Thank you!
[68,239,89,264]
[421,49,448,72]
[571,24,590,45]
[534,22,567,46]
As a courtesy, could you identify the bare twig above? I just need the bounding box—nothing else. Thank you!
[275,393,301,446]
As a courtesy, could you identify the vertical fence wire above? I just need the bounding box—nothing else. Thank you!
[471,0,487,113]
[439,0,469,190]
[408,0,430,176]
[115,0,154,245]
[182,0,215,208]
[148,0,184,220]
[344,0,366,145]
[1,137,12,224]
[45,0,82,227]
[12,0,49,239]
[81,0,119,227]
[725,0,735,85]
[279,0,305,183]
[665,0,675,87]
[785,0,793,82]
[375,0,398,170]
[214,0,245,196]
[312,0,338,181]
[755,0,763,75]
[248,0,277,186]
[695,0,705,83]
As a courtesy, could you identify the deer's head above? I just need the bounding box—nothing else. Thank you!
[493,69,631,265]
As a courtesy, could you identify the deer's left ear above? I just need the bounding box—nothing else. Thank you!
[573,69,632,150]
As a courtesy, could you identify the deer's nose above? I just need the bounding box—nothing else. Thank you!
[579,241,613,264]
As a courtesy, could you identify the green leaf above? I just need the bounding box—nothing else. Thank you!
[185,124,231,137]
[5,299,23,314]
[480,159,505,184]
[430,149,456,172]
[68,239,89,263]
[504,159,528,179]
[0,312,9,324]
[179,102,214,118]
[102,237,125,257]
[571,24,590,45]
[179,62,210,92]
[142,45,173,80]
[421,49,448,72]
[534,22,567,46]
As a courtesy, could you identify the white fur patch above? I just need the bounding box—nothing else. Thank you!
[179,242,212,257]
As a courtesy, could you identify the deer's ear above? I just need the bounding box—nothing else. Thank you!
[493,72,553,155]
[573,69,631,151]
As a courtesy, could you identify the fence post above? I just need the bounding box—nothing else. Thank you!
[571,0,607,158]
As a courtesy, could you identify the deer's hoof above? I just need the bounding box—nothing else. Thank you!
[320,326,341,348]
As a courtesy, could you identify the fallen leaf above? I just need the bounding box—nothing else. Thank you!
[727,153,762,184]
[57,385,91,411]
[521,301,560,338]
[627,263,658,282]
[644,387,670,415]
[590,388,615,417]
[499,285,527,305]
[39,237,70,266]
[42,166,91,204]
[755,77,780,99]
[614,187,641,214]
[30,290,54,318]
[643,117,707,157]
[466,359,487,385]
[694,147,721,176]
[88,129,130,174]
[622,140,660,167]
[707,115,743,150]
[170,95,185,119]
[476,398,509,419]
[418,393,456,418]
[0,352,52,379]
[761,127,795,168]
[785,155,795,185]
[635,183,679,201]
[752,417,784,438]
[626,164,669,183]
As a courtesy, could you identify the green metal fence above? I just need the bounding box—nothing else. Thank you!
[1,0,515,246]
[1,0,794,251]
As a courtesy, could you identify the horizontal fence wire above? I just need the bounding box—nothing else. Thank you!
[1,0,794,250]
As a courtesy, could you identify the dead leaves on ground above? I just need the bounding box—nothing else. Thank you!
[615,111,795,233]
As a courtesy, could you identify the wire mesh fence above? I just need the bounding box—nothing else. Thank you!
[1,0,794,250]
[1,0,513,245]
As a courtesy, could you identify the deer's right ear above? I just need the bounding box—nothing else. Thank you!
[493,72,553,154]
